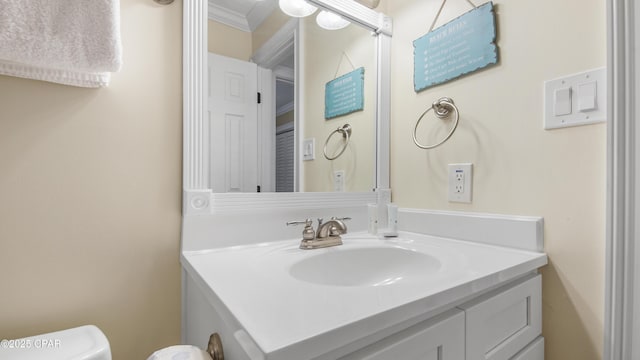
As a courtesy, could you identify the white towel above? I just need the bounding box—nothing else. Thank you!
[0,0,122,87]
[146,345,211,360]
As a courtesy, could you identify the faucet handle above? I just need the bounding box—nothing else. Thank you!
[329,217,351,235]
[287,219,315,240]
[286,218,313,227]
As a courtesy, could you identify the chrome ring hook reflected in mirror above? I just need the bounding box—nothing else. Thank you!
[412,97,460,150]
[323,124,352,160]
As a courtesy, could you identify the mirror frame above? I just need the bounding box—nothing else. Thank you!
[182,0,392,215]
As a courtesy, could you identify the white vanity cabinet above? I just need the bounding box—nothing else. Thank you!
[338,309,465,360]
[181,231,548,360]
[335,274,543,360]
[182,272,544,360]
[459,274,542,360]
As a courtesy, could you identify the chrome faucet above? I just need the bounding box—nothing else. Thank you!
[317,217,349,238]
[287,217,351,249]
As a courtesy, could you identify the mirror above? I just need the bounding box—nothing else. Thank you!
[182,0,391,210]
[205,2,378,193]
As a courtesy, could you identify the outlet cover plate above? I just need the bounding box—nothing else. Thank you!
[334,170,345,192]
[448,163,472,203]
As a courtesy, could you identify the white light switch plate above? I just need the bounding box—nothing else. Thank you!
[544,67,606,130]
[303,138,315,161]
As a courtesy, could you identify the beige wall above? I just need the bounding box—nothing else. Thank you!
[301,17,377,192]
[385,0,606,359]
[208,19,252,61]
[252,8,290,54]
[0,0,182,359]
[208,9,288,62]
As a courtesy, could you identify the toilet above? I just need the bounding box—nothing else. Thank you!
[1,325,212,360]
[1,325,111,360]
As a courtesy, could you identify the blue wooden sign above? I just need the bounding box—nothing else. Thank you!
[325,67,364,120]
[414,2,498,92]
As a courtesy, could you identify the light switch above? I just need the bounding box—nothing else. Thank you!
[554,87,572,116]
[544,67,606,130]
[578,81,597,112]
[303,138,315,161]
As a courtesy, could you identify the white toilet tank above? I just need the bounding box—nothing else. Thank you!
[0,325,111,360]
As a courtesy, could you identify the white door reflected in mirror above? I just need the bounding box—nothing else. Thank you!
[208,53,259,193]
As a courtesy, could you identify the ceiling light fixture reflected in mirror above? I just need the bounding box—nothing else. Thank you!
[279,0,317,18]
[316,10,350,30]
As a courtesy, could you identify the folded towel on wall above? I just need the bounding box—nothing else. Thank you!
[0,0,122,88]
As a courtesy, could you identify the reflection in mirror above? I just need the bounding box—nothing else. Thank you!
[206,2,377,193]
[275,78,295,192]
[300,16,376,192]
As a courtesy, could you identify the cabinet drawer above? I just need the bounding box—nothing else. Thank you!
[459,274,542,360]
[511,337,544,360]
[339,308,465,360]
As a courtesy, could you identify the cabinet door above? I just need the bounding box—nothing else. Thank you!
[511,337,544,360]
[339,309,465,360]
[459,274,542,360]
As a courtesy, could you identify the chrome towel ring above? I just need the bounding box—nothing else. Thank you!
[412,97,460,149]
[323,124,352,160]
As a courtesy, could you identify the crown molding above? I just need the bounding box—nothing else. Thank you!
[252,18,298,68]
[207,0,277,32]
[208,1,250,32]
[274,65,294,81]
[246,0,278,31]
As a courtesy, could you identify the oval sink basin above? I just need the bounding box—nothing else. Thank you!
[289,246,441,287]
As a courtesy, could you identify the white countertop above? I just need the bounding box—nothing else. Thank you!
[181,231,547,360]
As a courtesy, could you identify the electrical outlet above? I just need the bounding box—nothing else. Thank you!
[448,163,472,203]
[334,170,345,192]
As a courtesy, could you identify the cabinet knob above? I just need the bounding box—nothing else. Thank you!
[206,333,224,360]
